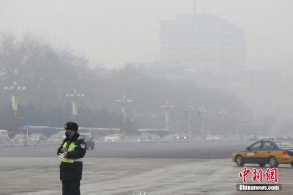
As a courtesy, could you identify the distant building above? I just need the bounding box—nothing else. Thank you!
[159,13,246,86]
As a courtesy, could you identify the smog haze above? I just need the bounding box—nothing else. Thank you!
[0,0,292,68]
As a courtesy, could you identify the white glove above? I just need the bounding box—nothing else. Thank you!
[58,153,65,161]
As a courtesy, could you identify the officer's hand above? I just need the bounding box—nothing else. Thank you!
[58,153,65,161]
[61,148,68,153]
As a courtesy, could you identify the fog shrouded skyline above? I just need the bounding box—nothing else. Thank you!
[0,0,292,69]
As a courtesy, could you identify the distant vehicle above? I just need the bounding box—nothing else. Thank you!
[174,133,189,140]
[79,133,95,150]
[149,134,161,140]
[137,133,150,142]
[137,128,169,138]
[232,138,293,168]
[0,130,10,146]
[104,134,123,142]
[205,135,222,140]
[137,133,160,142]
[48,132,65,145]
[28,133,48,145]
[77,127,121,139]
[11,133,27,146]
[20,126,58,137]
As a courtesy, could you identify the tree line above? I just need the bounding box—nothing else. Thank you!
[0,32,249,135]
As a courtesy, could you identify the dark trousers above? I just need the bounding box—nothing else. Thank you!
[62,180,80,195]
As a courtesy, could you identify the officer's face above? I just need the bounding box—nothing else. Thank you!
[66,129,75,139]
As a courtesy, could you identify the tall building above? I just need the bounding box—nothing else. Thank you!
[159,13,246,85]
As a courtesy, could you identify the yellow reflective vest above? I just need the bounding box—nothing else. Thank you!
[61,141,81,163]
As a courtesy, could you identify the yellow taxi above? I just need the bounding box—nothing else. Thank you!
[232,138,293,168]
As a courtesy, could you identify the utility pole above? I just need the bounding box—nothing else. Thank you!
[218,107,226,135]
[185,102,194,136]
[198,105,207,136]
[160,102,174,132]
[66,89,85,119]
[4,81,26,115]
[4,81,26,143]
[116,96,132,134]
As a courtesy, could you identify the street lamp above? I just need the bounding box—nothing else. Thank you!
[116,96,132,133]
[198,105,207,135]
[160,102,174,131]
[234,111,242,139]
[4,81,26,115]
[65,89,85,117]
[218,107,226,135]
[185,102,194,136]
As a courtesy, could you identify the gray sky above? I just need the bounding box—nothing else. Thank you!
[0,0,292,68]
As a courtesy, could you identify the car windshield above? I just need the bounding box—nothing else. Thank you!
[49,134,59,138]
[275,141,293,148]
[14,134,25,138]
[176,134,187,136]
[30,134,40,138]
[106,134,118,137]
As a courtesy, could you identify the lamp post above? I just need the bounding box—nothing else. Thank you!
[65,89,85,118]
[185,102,194,136]
[218,107,226,135]
[4,81,26,143]
[234,111,242,139]
[116,96,132,134]
[160,102,174,131]
[4,81,26,115]
[198,105,207,135]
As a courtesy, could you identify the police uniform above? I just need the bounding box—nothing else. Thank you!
[57,122,86,195]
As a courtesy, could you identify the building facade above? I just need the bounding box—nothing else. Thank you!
[160,13,246,74]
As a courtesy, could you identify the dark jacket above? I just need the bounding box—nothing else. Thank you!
[57,132,86,181]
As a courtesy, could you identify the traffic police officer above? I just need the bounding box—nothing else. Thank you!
[57,122,86,195]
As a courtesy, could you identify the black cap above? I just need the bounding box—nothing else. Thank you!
[64,122,78,131]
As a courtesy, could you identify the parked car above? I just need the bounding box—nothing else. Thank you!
[48,132,65,145]
[104,134,123,142]
[79,133,95,150]
[28,133,48,145]
[11,133,27,146]
[0,129,11,146]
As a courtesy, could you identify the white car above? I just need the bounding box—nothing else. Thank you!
[137,133,160,142]
[12,133,27,146]
[28,133,48,145]
[48,132,65,145]
[104,134,123,142]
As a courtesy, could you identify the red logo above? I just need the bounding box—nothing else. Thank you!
[239,167,278,183]
[252,168,263,182]
[239,167,251,183]
[266,168,278,183]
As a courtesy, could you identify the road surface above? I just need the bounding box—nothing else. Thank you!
[0,141,292,194]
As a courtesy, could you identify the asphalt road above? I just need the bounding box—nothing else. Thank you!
[1,140,292,195]
[0,140,251,158]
